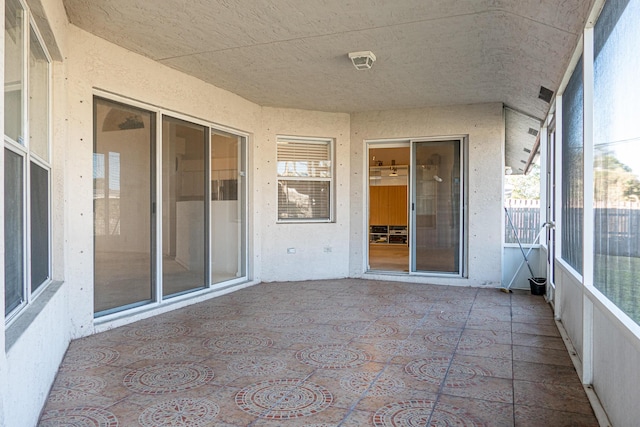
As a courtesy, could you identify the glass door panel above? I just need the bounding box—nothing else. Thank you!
[94,98,155,315]
[162,116,207,297]
[211,131,246,284]
[412,140,462,274]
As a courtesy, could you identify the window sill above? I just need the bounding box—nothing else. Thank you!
[5,280,64,352]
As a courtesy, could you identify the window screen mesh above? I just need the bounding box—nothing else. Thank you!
[593,0,640,324]
[561,57,584,274]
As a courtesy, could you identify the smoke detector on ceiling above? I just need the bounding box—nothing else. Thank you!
[348,51,376,70]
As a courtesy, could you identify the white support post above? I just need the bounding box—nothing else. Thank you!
[582,26,595,385]
[554,95,563,321]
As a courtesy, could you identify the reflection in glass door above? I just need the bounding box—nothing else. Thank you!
[94,96,249,316]
[94,98,155,314]
[211,131,246,284]
[411,139,463,274]
[162,116,207,297]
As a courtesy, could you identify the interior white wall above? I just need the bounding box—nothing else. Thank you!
[349,104,504,286]
[258,107,351,282]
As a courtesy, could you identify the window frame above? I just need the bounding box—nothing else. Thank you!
[4,0,53,323]
[276,135,334,223]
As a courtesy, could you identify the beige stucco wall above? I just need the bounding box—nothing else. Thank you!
[63,24,263,335]
[350,104,505,286]
[258,107,351,281]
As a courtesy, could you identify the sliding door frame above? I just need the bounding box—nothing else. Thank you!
[364,136,468,277]
[93,90,250,320]
[409,136,467,277]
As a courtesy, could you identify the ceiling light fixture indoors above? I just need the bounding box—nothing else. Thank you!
[348,51,376,70]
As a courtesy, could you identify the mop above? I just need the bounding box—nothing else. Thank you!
[501,207,547,293]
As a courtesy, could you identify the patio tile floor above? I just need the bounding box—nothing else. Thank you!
[37,279,599,426]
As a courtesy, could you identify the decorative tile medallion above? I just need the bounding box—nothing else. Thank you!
[48,375,107,403]
[134,342,190,360]
[374,340,428,356]
[255,313,314,328]
[39,407,118,427]
[340,372,404,396]
[202,319,247,331]
[361,305,416,317]
[60,346,120,371]
[404,357,452,385]
[374,399,488,426]
[138,398,220,427]
[423,331,462,348]
[57,375,107,393]
[282,331,330,343]
[333,321,370,335]
[334,322,398,338]
[47,389,94,404]
[202,333,273,354]
[445,363,494,387]
[296,344,372,369]
[435,311,469,323]
[227,355,286,376]
[457,335,496,351]
[123,362,214,395]
[124,324,191,341]
[396,318,421,329]
[235,378,333,419]
[385,294,428,304]
[373,400,434,426]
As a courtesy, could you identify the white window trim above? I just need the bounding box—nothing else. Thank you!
[4,0,53,325]
[276,135,334,223]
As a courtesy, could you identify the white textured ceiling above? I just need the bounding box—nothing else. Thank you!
[62,0,594,171]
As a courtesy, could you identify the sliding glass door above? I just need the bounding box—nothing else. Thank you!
[411,139,463,274]
[94,98,156,314]
[94,96,248,317]
[211,130,246,284]
[162,116,207,297]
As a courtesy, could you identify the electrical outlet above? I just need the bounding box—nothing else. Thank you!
[287,248,296,254]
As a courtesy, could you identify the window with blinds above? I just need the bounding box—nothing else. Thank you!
[277,137,333,221]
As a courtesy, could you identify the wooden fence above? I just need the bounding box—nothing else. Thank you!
[505,199,541,244]
[505,199,640,257]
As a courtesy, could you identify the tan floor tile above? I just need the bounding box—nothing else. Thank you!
[436,394,514,426]
[513,345,573,366]
[512,332,567,350]
[515,404,599,427]
[38,279,599,426]
[514,380,594,414]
